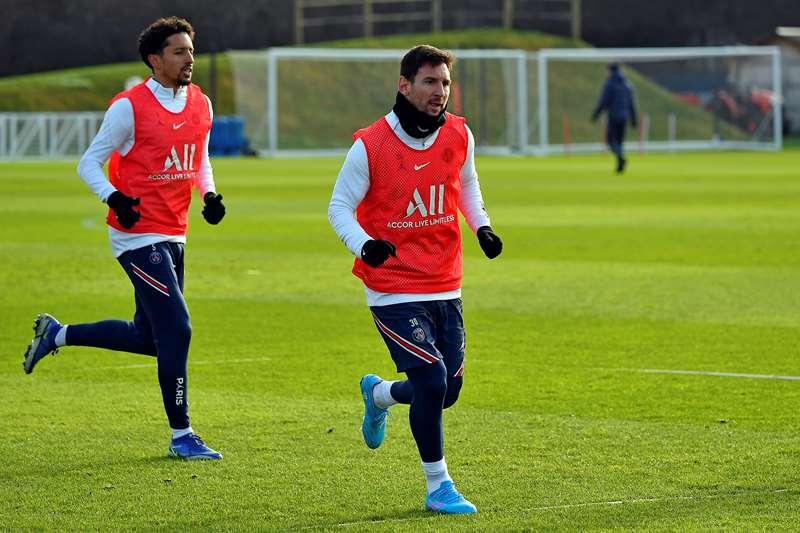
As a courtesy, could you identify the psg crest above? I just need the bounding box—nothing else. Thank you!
[149,250,163,264]
[412,327,426,343]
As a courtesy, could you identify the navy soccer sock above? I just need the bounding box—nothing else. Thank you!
[405,360,448,463]
[389,380,414,404]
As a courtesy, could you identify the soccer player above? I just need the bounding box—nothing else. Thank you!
[22,16,225,460]
[591,63,638,173]
[328,45,503,514]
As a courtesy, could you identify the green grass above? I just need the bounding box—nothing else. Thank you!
[321,28,585,50]
[2,150,800,530]
[0,55,236,114]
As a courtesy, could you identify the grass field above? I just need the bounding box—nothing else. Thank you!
[2,150,800,530]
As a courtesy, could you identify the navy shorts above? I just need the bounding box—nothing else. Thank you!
[370,298,466,377]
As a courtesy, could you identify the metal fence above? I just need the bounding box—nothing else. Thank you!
[0,112,104,160]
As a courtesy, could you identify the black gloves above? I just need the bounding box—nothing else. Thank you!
[106,191,226,227]
[106,191,140,229]
[202,192,226,224]
[477,226,503,259]
[361,240,396,268]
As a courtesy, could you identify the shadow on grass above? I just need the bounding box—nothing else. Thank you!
[4,452,223,478]
[287,508,440,531]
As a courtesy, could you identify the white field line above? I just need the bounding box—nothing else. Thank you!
[91,356,272,371]
[610,368,800,381]
[529,488,789,510]
[293,487,793,530]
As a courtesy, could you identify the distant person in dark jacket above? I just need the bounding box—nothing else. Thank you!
[592,63,637,173]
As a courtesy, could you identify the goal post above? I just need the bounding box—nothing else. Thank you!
[228,44,783,158]
[234,47,531,157]
[536,46,782,154]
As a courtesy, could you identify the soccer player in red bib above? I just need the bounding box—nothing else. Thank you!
[22,17,225,460]
[329,45,503,513]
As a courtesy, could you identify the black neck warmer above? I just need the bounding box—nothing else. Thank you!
[392,92,447,138]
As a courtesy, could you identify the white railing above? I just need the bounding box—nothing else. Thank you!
[0,112,104,161]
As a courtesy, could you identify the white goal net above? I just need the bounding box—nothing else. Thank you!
[537,46,783,154]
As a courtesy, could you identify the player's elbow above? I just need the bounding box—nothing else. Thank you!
[76,155,91,178]
[327,204,338,229]
[327,200,350,228]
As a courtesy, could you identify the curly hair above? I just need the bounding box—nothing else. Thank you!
[400,45,454,82]
[137,16,196,71]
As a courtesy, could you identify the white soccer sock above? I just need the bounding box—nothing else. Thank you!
[422,458,453,494]
[54,325,67,347]
[372,380,398,410]
[171,426,194,440]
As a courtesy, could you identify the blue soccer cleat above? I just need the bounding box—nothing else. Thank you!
[360,374,388,449]
[168,433,222,460]
[23,313,62,374]
[425,481,478,514]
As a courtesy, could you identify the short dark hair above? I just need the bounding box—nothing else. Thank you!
[138,16,196,71]
[400,45,454,82]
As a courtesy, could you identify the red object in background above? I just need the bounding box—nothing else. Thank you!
[718,92,741,117]
[750,89,775,113]
[676,92,702,106]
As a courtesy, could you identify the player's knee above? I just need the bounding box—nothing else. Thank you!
[420,374,447,401]
[424,376,447,402]
[443,377,463,409]
[173,316,192,344]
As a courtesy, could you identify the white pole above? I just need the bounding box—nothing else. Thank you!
[10,115,17,159]
[267,50,278,156]
[77,115,86,156]
[772,47,783,150]
[538,51,548,152]
[516,52,528,153]
[37,114,46,157]
[667,112,677,151]
[0,115,6,160]
[48,115,57,159]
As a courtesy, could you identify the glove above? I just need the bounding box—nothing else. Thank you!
[202,192,226,224]
[361,240,397,268]
[477,226,503,259]
[106,191,140,229]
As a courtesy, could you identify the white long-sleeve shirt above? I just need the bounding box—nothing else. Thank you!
[328,111,491,307]
[77,77,216,257]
